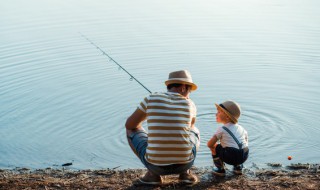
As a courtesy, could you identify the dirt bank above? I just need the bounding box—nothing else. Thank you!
[0,163,319,189]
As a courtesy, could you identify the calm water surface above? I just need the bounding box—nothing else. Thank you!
[1,0,319,169]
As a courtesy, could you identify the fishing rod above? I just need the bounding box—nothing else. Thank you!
[79,33,152,94]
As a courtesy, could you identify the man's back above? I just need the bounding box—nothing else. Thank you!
[138,92,196,165]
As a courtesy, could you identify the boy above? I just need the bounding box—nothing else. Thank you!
[207,100,249,176]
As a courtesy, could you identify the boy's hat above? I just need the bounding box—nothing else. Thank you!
[165,70,197,91]
[215,100,241,123]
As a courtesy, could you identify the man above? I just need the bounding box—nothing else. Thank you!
[125,70,200,185]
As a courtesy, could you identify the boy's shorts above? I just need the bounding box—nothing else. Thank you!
[128,128,199,176]
[215,144,249,166]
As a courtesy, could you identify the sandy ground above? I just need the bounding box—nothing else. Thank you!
[0,163,319,189]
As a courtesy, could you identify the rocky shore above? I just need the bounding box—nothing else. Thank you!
[0,163,319,189]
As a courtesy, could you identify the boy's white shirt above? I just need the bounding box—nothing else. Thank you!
[214,123,249,149]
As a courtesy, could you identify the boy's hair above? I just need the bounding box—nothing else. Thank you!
[218,107,237,124]
[229,119,237,124]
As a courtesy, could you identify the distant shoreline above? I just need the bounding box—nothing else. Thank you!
[0,163,319,189]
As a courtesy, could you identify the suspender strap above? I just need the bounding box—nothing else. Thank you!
[222,126,243,149]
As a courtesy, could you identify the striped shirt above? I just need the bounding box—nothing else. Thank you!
[138,92,197,166]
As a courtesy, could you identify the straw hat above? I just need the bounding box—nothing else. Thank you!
[165,70,197,91]
[215,100,241,123]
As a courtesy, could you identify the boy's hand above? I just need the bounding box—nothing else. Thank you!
[207,135,218,155]
[209,143,218,155]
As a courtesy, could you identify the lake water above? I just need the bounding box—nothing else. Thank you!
[1,0,319,170]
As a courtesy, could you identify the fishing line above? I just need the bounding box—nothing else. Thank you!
[79,33,152,94]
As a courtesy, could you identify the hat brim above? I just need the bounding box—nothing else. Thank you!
[165,80,197,91]
[215,103,238,123]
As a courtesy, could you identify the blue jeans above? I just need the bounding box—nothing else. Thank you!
[128,128,199,176]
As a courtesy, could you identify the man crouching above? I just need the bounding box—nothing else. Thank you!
[125,70,200,185]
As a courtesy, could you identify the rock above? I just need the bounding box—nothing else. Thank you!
[62,163,73,167]
[287,163,310,170]
[267,163,282,167]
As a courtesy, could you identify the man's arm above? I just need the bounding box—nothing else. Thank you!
[190,117,196,129]
[125,108,147,130]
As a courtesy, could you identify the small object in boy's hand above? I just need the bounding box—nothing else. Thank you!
[287,156,292,160]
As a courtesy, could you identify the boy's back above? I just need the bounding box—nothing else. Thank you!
[215,123,248,149]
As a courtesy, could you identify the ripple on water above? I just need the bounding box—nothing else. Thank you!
[1,0,320,169]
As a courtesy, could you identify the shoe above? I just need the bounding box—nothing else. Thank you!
[233,165,243,175]
[138,171,162,185]
[179,169,198,184]
[212,167,226,177]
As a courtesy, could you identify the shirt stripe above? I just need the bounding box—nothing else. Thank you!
[149,127,191,131]
[147,147,192,151]
[146,149,192,154]
[148,137,189,141]
[148,106,190,112]
[148,119,190,124]
[147,112,190,118]
[148,133,190,138]
[148,140,190,144]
